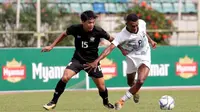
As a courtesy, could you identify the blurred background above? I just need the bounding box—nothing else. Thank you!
[0,1,200,111]
[0,0,199,47]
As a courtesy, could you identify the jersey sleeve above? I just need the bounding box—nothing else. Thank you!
[139,19,147,32]
[66,25,76,35]
[143,21,147,32]
[112,32,123,47]
[98,27,110,40]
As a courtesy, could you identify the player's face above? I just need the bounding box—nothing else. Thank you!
[126,20,139,33]
[82,19,95,32]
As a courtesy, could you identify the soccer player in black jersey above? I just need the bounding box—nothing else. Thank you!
[41,10,114,110]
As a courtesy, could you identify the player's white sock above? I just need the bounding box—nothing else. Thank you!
[121,91,133,102]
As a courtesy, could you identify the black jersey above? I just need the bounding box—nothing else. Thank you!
[66,24,110,63]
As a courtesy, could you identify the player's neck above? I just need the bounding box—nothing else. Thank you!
[83,26,89,32]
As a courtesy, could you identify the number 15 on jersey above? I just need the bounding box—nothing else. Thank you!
[82,41,88,48]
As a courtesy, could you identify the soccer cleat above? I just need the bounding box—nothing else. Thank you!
[114,99,124,110]
[133,93,140,103]
[43,101,56,110]
[103,102,114,109]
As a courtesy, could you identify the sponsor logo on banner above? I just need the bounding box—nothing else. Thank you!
[149,64,170,76]
[100,58,117,80]
[2,58,26,83]
[122,61,170,77]
[176,56,198,79]
[32,63,79,82]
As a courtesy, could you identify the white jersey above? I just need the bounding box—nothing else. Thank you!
[112,19,150,61]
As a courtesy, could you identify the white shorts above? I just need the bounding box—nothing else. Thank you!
[126,56,151,74]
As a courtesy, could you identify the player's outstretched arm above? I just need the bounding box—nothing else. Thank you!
[96,43,116,62]
[84,43,116,72]
[146,33,157,49]
[41,32,67,52]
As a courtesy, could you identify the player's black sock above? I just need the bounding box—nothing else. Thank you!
[51,79,67,104]
[99,87,109,105]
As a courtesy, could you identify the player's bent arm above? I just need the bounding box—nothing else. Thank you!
[146,33,154,44]
[41,32,67,52]
[95,43,116,63]
[50,32,67,47]
[146,34,154,44]
[146,33,157,48]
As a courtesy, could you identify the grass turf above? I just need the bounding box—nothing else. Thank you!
[0,90,199,112]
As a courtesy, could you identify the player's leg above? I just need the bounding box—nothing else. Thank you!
[43,60,81,110]
[127,72,139,103]
[126,57,140,103]
[43,69,77,110]
[127,73,136,87]
[91,77,114,109]
[129,64,149,96]
[126,57,137,87]
[86,65,114,109]
[115,64,150,110]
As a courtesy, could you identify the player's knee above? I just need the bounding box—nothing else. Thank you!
[62,75,71,83]
[98,84,106,91]
[137,78,145,85]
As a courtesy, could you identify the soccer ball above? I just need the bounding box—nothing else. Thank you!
[159,95,175,110]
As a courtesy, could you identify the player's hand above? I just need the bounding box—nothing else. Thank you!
[150,40,157,49]
[41,46,53,52]
[84,61,98,73]
[118,45,128,56]
[120,49,128,56]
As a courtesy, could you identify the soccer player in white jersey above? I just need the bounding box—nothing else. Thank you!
[84,13,157,110]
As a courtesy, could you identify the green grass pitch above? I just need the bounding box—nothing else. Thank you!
[0,90,199,112]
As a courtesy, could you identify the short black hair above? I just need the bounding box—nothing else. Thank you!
[81,10,97,22]
[125,13,138,22]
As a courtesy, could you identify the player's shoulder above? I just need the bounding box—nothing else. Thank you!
[93,25,105,32]
[115,27,127,37]
[68,24,82,29]
[138,19,146,25]
[119,27,129,35]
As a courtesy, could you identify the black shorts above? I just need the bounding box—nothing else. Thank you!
[66,59,103,78]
